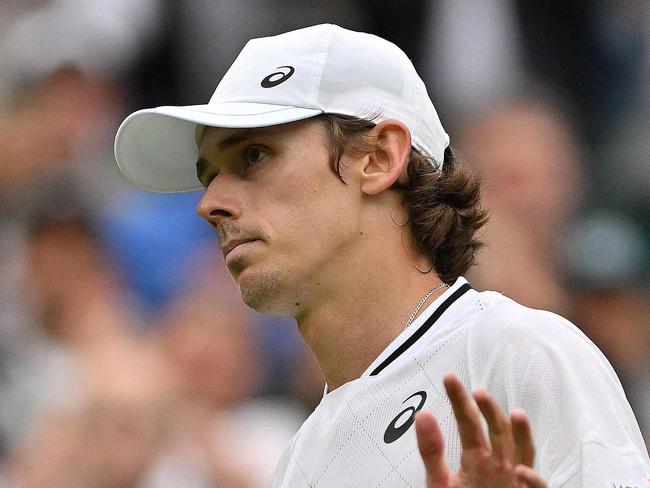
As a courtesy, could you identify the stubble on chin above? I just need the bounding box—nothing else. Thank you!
[229,262,284,313]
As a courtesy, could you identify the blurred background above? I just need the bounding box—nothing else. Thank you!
[0,0,648,486]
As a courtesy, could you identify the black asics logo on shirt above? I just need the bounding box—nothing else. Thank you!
[384,391,427,444]
[261,66,295,88]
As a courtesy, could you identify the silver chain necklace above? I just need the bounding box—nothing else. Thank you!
[405,282,449,329]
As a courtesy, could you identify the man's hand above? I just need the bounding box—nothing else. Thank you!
[415,374,547,487]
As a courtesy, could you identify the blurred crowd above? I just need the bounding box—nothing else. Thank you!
[0,0,648,486]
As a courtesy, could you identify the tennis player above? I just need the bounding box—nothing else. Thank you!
[114,24,650,487]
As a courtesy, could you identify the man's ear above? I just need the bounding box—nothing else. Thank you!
[359,119,411,195]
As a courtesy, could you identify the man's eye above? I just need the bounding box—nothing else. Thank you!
[245,146,267,165]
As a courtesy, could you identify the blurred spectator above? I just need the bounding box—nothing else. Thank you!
[2,211,173,487]
[0,67,120,195]
[421,0,525,126]
[457,95,582,313]
[141,249,305,488]
[24,215,169,401]
[0,0,163,347]
[0,60,132,377]
[424,0,649,148]
[513,0,649,144]
[11,400,165,488]
[0,0,162,101]
[564,210,650,445]
[0,0,210,324]
[0,0,163,198]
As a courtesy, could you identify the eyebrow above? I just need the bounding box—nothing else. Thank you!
[215,127,276,151]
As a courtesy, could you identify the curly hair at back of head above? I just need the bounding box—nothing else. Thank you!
[317,114,488,284]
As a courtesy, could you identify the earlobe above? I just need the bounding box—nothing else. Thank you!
[360,119,412,195]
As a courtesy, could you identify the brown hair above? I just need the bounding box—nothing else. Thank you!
[317,114,488,283]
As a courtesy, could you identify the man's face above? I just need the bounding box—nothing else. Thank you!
[196,119,363,315]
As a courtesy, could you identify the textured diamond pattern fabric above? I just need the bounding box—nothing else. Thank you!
[272,278,650,487]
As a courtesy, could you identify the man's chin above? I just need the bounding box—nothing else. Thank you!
[235,267,285,314]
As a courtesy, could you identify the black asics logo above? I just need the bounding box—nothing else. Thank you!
[261,66,295,88]
[384,391,427,444]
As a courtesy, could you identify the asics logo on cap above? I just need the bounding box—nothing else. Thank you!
[383,391,427,444]
[261,66,295,88]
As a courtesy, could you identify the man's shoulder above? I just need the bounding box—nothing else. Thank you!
[461,287,627,404]
[408,282,594,366]
[459,287,614,380]
[466,288,588,349]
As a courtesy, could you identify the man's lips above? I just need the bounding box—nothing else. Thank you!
[221,238,259,258]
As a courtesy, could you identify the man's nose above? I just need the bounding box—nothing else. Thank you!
[196,178,242,224]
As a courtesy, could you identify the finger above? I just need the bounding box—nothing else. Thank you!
[511,409,536,467]
[415,411,450,487]
[514,464,547,487]
[443,374,488,450]
[473,388,514,463]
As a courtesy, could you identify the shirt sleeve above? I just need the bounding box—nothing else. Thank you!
[465,296,650,488]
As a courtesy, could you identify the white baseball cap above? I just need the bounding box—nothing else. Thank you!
[114,23,449,192]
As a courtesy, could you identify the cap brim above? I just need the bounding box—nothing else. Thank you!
[114,103,322,192]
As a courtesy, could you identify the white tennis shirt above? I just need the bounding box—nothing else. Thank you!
[272,277,650,487]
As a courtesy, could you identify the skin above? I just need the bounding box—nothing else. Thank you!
[196,118,546,487]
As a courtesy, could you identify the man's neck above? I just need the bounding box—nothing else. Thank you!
[296,262,448,391]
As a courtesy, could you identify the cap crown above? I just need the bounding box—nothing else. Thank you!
[211,24,448,165]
